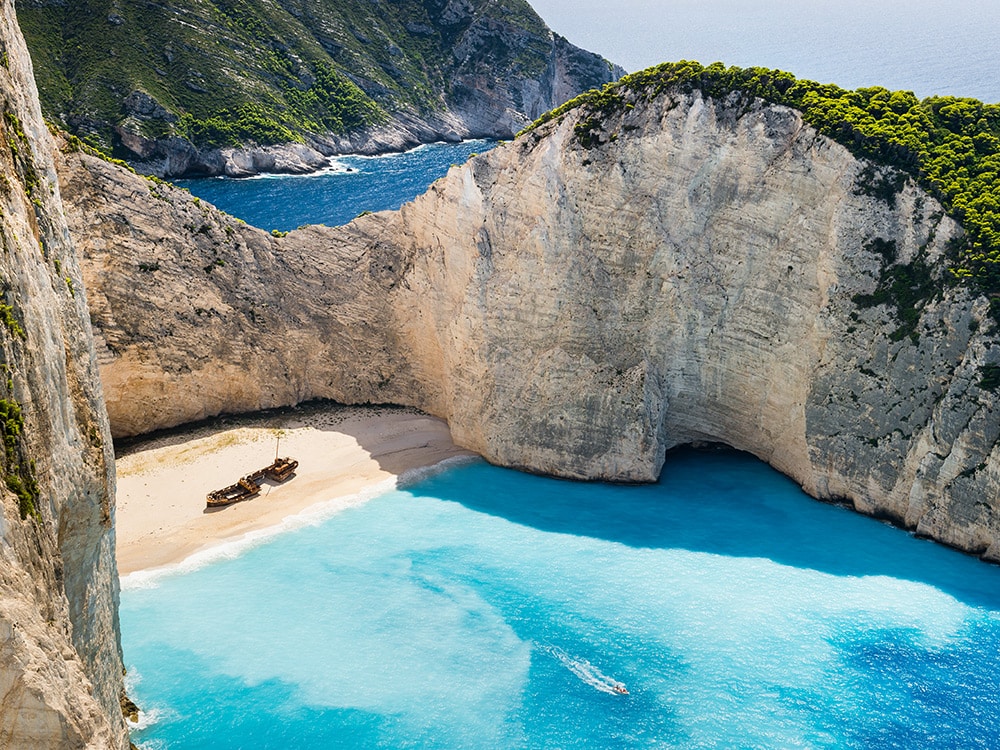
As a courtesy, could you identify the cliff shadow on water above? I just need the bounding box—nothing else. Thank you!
[111,405,1000,618]
[406,446,1000,614]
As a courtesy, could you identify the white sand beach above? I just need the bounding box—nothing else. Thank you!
[114,404,472,576]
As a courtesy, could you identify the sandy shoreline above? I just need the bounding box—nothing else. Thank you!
[114,404,473,576]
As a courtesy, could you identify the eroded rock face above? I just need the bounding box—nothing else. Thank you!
[0,1,127,747]
[18,0,624,178]
[59,85,999,562]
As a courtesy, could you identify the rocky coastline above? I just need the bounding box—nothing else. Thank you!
[17,0,624,180]
[58,84,1000,567]
[120,109,501,179]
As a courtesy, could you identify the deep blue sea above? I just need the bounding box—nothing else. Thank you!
[122,451,1000,749]
[175,139,494,232]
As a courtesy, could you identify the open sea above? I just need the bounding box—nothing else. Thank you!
[122,451,1000,749]
[532,0,1000,104]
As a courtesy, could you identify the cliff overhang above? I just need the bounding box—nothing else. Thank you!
[58,69,1000,568]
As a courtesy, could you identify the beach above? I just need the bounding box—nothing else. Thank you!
[114,403,472,576]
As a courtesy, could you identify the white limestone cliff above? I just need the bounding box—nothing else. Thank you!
[0,2,127,746]
[59,81,999,564]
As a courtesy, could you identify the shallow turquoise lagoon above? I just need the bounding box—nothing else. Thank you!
[121,449,1000,749]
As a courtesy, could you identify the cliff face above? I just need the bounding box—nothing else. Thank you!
[59,85,999,562]
[385,96,999,560]
[0,1,127,747]
[18,0,623,177]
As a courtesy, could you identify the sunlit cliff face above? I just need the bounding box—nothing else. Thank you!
[54,88,997,569]
[0,1,127,746]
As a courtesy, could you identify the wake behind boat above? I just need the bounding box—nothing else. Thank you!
[541,645,629,696]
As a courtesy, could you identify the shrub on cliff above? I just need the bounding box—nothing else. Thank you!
[524,60,1000,308]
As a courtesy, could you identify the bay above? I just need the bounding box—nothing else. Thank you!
[176,139,495,232]
[122,450,1000,749]
[124,13,1000,747]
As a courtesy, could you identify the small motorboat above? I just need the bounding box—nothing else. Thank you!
[612,683,629,695]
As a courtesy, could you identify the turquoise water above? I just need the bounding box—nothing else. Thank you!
[175,139,494,232]
[122,450,1000,749]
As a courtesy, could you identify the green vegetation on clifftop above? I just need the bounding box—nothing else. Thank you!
[17,0,387,149]
[525,60,1000,313]
[16,0,615,157]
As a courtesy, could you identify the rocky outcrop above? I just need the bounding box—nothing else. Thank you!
[121,28,627,180]
[19,0,624,178]
[118,109,474,179]
[57,145,408,435]
[59,82,999,562]
[0,1,128,747]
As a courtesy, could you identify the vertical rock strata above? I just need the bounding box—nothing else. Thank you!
[60,87,999,562]
[0,2,127,747]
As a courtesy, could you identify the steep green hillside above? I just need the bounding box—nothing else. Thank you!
[17,0,618,160]
[526,60,1000,321]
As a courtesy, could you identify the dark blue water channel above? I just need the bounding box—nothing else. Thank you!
[176,139,496,232]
